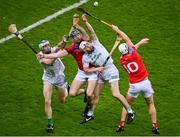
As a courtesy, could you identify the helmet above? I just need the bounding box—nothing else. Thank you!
[79,41,87,52]
[39,40,50,49]
[118,43,129,55]
[71,28,80,37]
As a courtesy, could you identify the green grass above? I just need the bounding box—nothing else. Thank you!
[0,0,180,135]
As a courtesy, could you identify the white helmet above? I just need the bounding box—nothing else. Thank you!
[39,40,50,49]
[79,41,87,52]
[118,43,129,55]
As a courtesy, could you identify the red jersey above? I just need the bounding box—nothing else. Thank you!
[65,43,84,70]
[120,47,148,84]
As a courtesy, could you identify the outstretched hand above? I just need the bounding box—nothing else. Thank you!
[36,53,44,59]
[73,14,80,27]
[140,38,149,44]
[82,14,87,22]
[111,25,119,32]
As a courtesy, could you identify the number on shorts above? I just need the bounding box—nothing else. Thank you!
[123,62,139,73]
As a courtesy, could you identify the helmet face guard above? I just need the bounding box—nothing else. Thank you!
[39,40,51,54]
[79,41,88,52]
[118,43,129,55]
[71,28,80,37]
[39,40,50,49]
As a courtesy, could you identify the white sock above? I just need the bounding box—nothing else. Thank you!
[87,108,94,116]
[127,107,133,113]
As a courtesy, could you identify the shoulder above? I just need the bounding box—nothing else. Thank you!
[129,46,137,54]
[65,43,80,53]
[65,43,75,52]
[82,53,89,61]
[92,39,100,44]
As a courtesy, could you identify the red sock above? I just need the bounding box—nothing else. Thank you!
[152,123,158,128]
[119,120,125,127]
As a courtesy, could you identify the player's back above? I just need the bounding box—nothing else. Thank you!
[91,39,113,66]
[120,47,148,83]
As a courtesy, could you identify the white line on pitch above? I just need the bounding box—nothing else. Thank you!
[0,0,89,43]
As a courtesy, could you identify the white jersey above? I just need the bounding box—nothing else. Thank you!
[82,39,113,68]
[38,47,65,80]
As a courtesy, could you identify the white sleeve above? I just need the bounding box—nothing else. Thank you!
[82,55,90,68]
[92,39,101,48]
[51,47,57,53]
[37,51,50,64]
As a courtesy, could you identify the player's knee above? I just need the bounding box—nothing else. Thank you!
[112,92,120,98]
[86,91,93,97]
[146,96,154,105]
[93,94,99,101]
[69,92,76,97]
[45,99,51,105]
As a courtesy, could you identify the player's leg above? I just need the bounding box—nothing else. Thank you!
[110,80,135,124]
[145,95,159,134]
[142,79,159,134]
[69,70,86,96]
[57,87,68,103]
[43,82,54,132]
[69,79,85,96]
[76,88,86,96]
[55,75,69,103]
[82,79,104,119]
[80,80,97,124]
[116,94,135,132]
[92,82,104,111]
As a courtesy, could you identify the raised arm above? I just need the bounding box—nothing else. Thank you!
[82,14,97,41]
[75,24,90,41]
[112,25,134,47]
[134,38,149,50]
[54,36,67,52]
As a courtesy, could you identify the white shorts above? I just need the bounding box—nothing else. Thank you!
[128,79,154,98]
[98,64,119,84]
[43,74,67,89]
[74,69,98,82]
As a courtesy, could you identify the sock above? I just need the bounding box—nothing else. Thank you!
[67,85,70,95]
[83,89,87,103]
[87,107,94,116]
[119,120,125,127]
[126,107,133,113]
[152,123,158,128]
[48,119,53,125]
[84,89,87,94]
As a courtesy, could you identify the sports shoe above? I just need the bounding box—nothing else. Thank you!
[127,112,135,124]
[152,127,160,134]
[116,121,125,132]
[116,125,124,132]
[80,115,94,124]
[46,124,54,133]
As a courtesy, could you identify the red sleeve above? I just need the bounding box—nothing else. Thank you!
[65,44,73,54]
